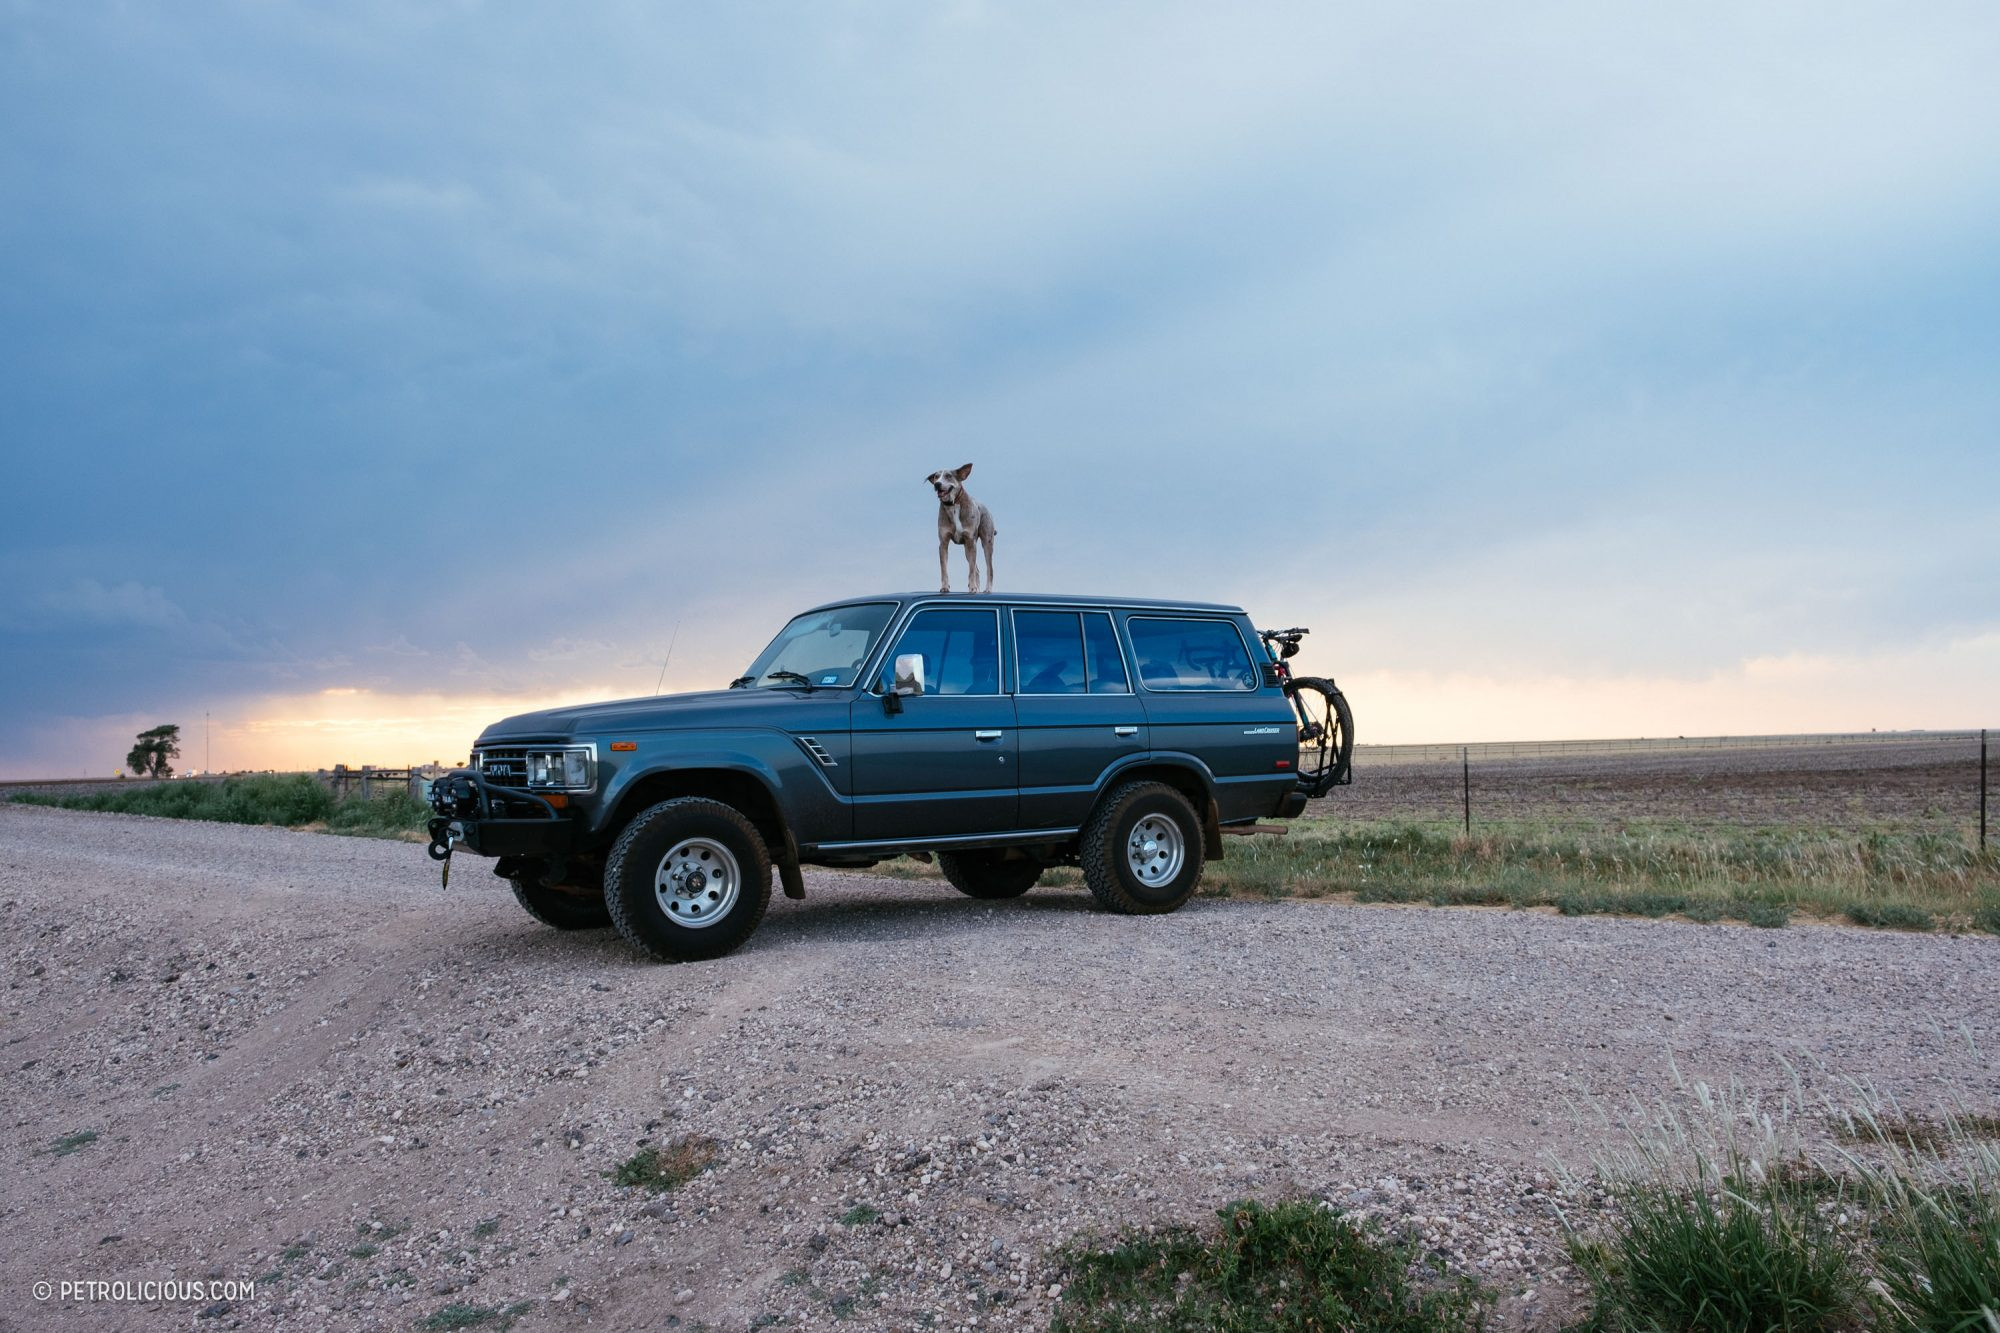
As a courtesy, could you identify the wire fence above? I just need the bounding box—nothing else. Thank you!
[1334,729,1992,853]
[1355,729,1986,766]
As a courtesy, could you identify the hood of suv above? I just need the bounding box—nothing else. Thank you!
[475,687,850,743]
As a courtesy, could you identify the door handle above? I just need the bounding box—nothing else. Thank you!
[1114,725,1138,737]
[974,730,1004,741]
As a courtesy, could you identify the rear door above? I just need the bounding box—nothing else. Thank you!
[1012,608,1147,829]
[1125,613,1297,821]
[849,605,1018,839]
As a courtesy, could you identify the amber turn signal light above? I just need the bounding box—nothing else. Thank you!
[610,741,637,751]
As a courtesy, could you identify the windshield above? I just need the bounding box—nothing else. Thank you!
[737,602,897,689]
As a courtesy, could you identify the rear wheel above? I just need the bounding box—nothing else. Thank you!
[1079,780,1205,914]
[604,798,772,962]
[937,851,1041,899]
[1287,677,1353,791]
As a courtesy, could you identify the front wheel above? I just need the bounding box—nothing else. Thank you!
[510,860,612,931]
[1287,677,1354,791]
[937,851,1041,899]
[1079,780,1205,914]
[604,798,772,962]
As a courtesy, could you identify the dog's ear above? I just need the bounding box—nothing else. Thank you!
[954,463,973,480]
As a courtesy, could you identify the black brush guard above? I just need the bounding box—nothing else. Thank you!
[426,768,573,861]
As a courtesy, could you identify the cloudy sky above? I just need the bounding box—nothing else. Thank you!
[3,2,1996,776]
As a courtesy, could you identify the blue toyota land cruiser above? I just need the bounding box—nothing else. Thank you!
[426,593,1344,962]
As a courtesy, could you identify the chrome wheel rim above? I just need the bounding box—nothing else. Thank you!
[654,838,741,929]
[1126,814,1185,887]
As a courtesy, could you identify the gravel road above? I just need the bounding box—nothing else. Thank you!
[4,802,1996,1332]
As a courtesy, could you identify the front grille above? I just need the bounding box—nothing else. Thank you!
[475,748,532,788]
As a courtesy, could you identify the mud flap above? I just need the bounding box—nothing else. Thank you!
[776,829,807,900]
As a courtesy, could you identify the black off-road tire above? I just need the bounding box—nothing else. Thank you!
[1079,780,1206,915]
[604,798,772,962]
[936,851,1042,900]
[509,862,612,931]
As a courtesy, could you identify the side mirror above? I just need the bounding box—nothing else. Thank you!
[892,655,925,697]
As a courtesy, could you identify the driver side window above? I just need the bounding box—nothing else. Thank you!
[881,608,1000,696]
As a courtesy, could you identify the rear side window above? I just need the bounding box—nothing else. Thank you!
[882,608,1000,696]
[1127,617,1257,692]
[1015,611,1085,694]
[1083,613,1130,694]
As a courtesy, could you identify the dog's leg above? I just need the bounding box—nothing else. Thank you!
[963,540,979,594]
[980,531,995,593]
[938,536,950,593]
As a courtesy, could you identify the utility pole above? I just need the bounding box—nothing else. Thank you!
[205,711,211,775]
[1982,728,1988,854]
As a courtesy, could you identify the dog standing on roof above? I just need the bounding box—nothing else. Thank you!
[927,463,997,593]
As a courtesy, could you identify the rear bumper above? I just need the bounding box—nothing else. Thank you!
[1275,788,1310,819]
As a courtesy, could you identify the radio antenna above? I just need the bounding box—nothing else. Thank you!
[654,620,681,695]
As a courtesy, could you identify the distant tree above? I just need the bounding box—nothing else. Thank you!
[126,724,181,779]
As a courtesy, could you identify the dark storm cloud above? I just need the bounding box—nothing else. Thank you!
[3,2,1997,772]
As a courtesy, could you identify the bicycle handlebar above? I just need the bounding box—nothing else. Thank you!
[1259,626,1310,640]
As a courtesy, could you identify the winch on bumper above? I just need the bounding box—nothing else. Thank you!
[426,768,574,866]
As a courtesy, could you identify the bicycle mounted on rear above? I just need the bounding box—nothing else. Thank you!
[1258,627,1354,795]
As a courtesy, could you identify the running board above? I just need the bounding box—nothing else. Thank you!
[1218,824,1290,837]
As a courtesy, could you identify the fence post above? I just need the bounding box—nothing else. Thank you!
[1982,728,1989,854]
[1461,747,1471,836]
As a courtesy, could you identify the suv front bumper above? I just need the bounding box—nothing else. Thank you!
[426,769,574,860]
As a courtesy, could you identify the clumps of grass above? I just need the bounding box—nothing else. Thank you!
[348,1242,379,1259]
[420,1302,532,1331]
[11,775,429,840]
[1050,1197,1481,1333]
[1739,900,1792,929]
[838,1204,881,1226]
[609,1134,718,1192]
[47,1129,99,1157]
[1869,1177,2000,1333]
[1561,1077,1863,1333]
[1844,902,1936,931]
[472,1218,501,1239]
[1563,1069,2000,1333]
[1566,1171,1860,1332]
[1974,897,2000,935]
[1836,1100,2000,1333]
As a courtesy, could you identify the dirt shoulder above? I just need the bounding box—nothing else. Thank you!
[3,802,1996,1332]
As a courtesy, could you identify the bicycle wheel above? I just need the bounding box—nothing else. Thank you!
[1286,677,1353,792]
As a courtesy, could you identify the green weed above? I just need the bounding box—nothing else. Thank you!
[609,1135,718,1192]
[1844,902,1935,931]
[1051,1197,1481,1333]
[420,1302,531,1331]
